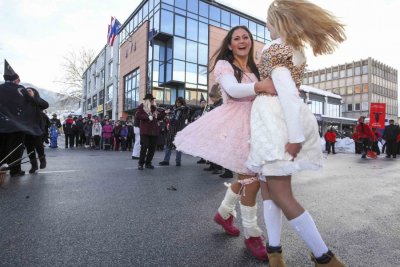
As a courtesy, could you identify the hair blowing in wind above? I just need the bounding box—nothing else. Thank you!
[268,0,346,56]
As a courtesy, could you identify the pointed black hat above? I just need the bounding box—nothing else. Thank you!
[3,59,19,81]
[200,93,206,103]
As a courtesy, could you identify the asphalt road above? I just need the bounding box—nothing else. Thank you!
[0,147,399,267]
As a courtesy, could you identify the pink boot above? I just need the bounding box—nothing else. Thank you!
[245,236,269,261]
[214,212,240,237]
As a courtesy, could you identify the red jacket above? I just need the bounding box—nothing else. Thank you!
[324,131,336,143]
[355,123,374,140]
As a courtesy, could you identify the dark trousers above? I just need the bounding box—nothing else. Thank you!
[121,138,127,151]
[103,138,111,150]
[327,141,336,154]
[65,134,74,148]
[94,135,101,149]
[0,132,25,175]
[25,134,45,160]
[386,140,398,157]
[139,135,158,166]
[359,138,371,157]
[127,137,133,151]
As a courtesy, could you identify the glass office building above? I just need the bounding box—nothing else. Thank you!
[118,0,268,118]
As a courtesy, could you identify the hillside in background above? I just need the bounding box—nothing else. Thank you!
[21,83,80,115]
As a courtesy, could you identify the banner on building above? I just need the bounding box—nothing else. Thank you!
[369,103,386,128]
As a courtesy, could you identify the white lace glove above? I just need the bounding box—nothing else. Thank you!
[148,115,153,121]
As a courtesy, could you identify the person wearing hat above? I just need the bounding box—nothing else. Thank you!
[382,119,400,158]
[135,93,168,170]
[0,60,42,177]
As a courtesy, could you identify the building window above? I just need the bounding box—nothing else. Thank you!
[106,84,113,102]
[99,89,104,107]
[308,100,323,114]
[108,62,113,79]
[186,40,197,63]
[186,62,197,83]
[173,59,185,81]
[354,84,361,94]
[340,70,345,78]
[188,0,198,14]
[198,65,207,85]
[362,65,368,74]
[174,15,186,37]
[175,0,186,10]
[240,17,249,28]
[92,94,98,108]
[199,1,208,17]
[346,86,353,95]
[347,68,353,77]
[124,68,140,111]
[347,104,353,111]
[363,84,369,93]
[231,14,239,27]
[198,43,208,65]
[354,67,360,75]
[198,22,208,44]
[161,10,173,34]
[327,103,340,117]
[209,5,220,22]
[355,103,361,111]
[187,18,198,41]
[333,71,339,79]
[87,98,92,110]
[327,72,332,80]
[221,9,230,25]
[174,37,185,60]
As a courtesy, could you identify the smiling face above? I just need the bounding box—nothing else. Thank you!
[228,28,252,60]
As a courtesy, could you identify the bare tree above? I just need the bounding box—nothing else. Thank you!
[58,47,95,98]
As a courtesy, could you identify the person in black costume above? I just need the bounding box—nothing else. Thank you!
[0,60,43,177]
[382,119,399,158]
[24,87,49,173]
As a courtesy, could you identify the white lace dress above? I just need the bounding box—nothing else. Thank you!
[246,39,323,177]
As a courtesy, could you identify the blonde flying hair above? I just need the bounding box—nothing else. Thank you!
[267,0,346,56]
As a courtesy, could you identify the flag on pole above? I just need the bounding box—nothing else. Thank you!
[107,16,121,46]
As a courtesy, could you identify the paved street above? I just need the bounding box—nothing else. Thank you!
[0,147,399,267]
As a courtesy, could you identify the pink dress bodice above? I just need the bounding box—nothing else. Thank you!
[214,60,258,104]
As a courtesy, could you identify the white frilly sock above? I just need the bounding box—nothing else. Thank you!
[263,200,282,247]
[289,211,329,257]
[240,203,263,239]
[217,186,240,219]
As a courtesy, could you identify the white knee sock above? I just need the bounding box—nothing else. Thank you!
[263,200,282,247]
[217,186,240,219]
[289,211,328,257]
[240,203,263,239]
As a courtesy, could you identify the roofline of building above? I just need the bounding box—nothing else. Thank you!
[119,0,266,33]
[305,57,398,73]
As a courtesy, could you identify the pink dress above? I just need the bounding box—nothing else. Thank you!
[174,60,257,174]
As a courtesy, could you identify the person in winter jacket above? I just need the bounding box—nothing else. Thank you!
[119,122,129,151]
[159,97,190,167]
[136,93,168,170]
[324,127,337,154]
[83,120,93,147]
[354,116,375,158]
[382,119,400,158]
[24,87,49,173]
[102,120,113,150]
[63,115,75,148]
[92,119,102,150]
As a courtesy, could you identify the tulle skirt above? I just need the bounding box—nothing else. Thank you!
[174,101,253,174]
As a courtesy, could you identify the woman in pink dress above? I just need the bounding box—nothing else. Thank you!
[174,26,276,261]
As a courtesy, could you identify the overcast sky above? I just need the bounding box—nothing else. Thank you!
[1,0,399,99]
